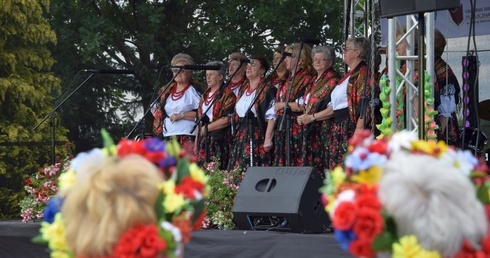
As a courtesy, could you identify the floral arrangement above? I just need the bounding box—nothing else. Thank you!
[34,130,209,258]
[422,72,439,141]
[321,130,490,257]
[203,161,244,230]
[19,143,73,222]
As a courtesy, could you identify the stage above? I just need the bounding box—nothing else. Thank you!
[0,219,350,258]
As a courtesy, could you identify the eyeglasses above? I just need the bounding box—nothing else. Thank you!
[313,58,328,62]
[343,47,357,52]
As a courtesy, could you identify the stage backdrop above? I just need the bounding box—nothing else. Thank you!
[381,0,490,44]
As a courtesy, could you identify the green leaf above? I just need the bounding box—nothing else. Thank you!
[154,191,166,218]
[191,198,206,223]
[31,234,47,244]
[371,231,396,251]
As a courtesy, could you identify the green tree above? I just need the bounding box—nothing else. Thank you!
[0,0,67,218]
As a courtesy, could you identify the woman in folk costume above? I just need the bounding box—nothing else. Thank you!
[151,53,202,146]
[433,29,461,147]
[227,52,248,96]
[270,45,290,89]
[326,37,375,170]
[296,45,341,176]
[194,61,236,170]
[273,43,314,167]
[228,54,276,172]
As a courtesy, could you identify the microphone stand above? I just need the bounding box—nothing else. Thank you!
[191,64,244,158]
[126,68,183,139]
[277,41,305,166]
[33,73,96,164]
[234,55,287,166]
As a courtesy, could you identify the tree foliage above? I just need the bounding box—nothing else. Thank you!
[0,0,67,218]
[47,0,344,151]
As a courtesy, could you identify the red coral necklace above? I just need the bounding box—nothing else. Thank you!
[204,90,217,105]
[170,83,191,101]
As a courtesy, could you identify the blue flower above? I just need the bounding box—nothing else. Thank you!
[43,197,63,223]
[335,229,357,250]
[144,138,166,152]
[159,156,177,169]
[346,147,387,171]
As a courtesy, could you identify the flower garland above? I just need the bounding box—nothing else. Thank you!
[422,72,438,141]
[34,129,209,258]
[321,130,490,257]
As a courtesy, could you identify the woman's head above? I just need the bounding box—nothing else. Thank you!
[171,53,194,84]
[246,54,269,80]
[342,37,369,68]
[395,26,419,57]
[62,155,162,257]
[285,43,313,73]
[273,45,288,72]
[434,29,446,57]
[205,61,226,89]
[311,45,335,74]
[228,52,247,78]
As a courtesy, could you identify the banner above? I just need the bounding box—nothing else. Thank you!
[381,0,490,44]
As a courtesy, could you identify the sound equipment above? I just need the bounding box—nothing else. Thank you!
[461,127,487,156]
[379,0,460,18]
[232,167,330,233]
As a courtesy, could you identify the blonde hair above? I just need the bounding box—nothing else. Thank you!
[287,44,314,73]
[62,155,162,257]
[171,53,194,66]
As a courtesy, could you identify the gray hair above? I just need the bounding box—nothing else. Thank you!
[311,45,335,62]
[205,61,226,80]
[171,53,194,66]
[378,151,487,257]
[346,37,370,61]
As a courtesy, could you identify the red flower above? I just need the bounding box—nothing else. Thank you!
[144,151,166,164]
[454,239,487,258]
[333,201,358,230]
[348,238,375,257]
[112,224,166,258]
[117,139,147,157]
[172,215,193,243]
[175,177,205,200]
[193,210,207,230]
[368,140,388,155]
[355,193,382,211]
[481,234,490,255]
[352,207,384,241]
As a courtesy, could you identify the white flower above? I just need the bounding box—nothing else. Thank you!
[70,148,105,182]
[388,130,418,153]
[441,148,478,176]
[331,189,356,217]
[161,221,183,256]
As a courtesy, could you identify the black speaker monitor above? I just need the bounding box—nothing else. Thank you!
[232,166,329,233]
[379,0,460,18]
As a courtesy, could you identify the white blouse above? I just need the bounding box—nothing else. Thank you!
[163,86,200,136]
[328,76,350,110]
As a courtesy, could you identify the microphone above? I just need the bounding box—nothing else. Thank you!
[281,52,296,58]
[83,69,135,74]
[296,38,321,45]
[170,65,221,70]
[234,58,254,64]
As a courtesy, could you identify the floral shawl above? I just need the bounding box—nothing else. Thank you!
[276,68,312,116]
[303,67,341,114]
[347,61,375,126]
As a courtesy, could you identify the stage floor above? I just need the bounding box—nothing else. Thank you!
[0,220,351,258]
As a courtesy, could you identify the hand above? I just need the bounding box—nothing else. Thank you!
[274,102,285,112]
[263,139,273,152]
[297,114,306,125]
[170,113,184,123]
[199,126,207,137]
